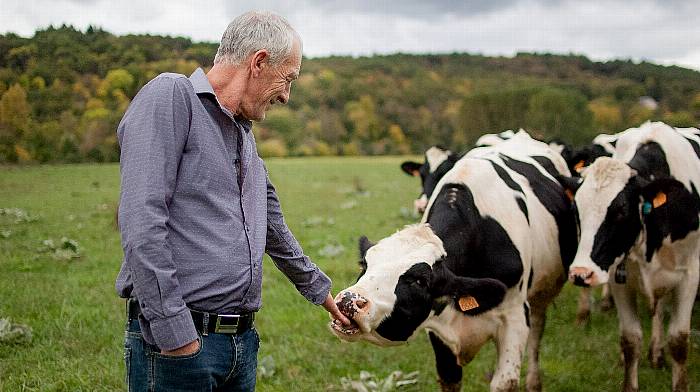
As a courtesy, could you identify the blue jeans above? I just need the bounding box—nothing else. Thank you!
[124,319,259,392]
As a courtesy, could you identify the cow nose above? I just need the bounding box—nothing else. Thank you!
[336,291,370,318]
[569,267,593,287]
[572,275,590,287]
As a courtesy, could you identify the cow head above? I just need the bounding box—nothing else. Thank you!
[401,147,458,214]
[330,224,507,346]
[559,157,698,286]
[566,144,612,176]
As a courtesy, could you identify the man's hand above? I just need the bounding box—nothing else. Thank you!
[323,293,352,326]
[161,339,200,356]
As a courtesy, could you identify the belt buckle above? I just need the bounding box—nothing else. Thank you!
[214,314,240,334]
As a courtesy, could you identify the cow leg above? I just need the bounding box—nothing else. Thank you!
[429,332,463,392]
[647,296,666,369]
[610,273,641,392]
[490,312,528,392]
[666,268,698,392]
[575,287,591,325]
[525,303,546,392]
[600,283,615,311]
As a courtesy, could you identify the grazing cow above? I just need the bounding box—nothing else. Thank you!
[561,122,700,392]
[401,145,462,214]
[400,130,532,214]
[401,131,600,323]
[334,136,577,391]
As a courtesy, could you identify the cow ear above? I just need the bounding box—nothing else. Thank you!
[401,161,422,177]
[431,264,507,315]
[358,235,374,259]
[555,175,583,202]
[639,178,697,216]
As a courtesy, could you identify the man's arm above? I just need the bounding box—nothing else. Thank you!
[264,173,350,324]
[117,76,198,352]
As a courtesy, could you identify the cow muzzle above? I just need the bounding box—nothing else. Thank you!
[569,266,606,287]
[330,291,370,337]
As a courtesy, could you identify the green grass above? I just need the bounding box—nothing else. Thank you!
[0,158,698,391]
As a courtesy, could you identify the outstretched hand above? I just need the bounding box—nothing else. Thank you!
[322,293,352,326]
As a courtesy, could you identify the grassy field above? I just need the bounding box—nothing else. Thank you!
[0,157,698,391]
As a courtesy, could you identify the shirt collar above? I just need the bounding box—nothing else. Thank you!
[189,68,252,132]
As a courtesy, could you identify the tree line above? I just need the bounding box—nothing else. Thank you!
[1,25,699,163]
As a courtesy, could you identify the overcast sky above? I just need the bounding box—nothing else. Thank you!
[3,0,699,71]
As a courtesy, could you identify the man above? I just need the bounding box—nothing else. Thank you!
[116,11,350,391]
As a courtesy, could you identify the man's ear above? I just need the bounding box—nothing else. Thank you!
[555,175,583,202]
[250,49,270,77]
[400,161,422,177]
[430,263,507,316]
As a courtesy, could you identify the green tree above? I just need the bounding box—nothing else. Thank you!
[525,88,594,145]
[0,84,31,161]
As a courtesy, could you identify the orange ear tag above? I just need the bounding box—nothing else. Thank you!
[458,296,480,311]
[574,160,585,173]
[411,170,420,177]
[652,192,667,208]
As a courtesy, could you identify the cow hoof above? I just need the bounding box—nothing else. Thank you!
[648,347,666,369]
[438,379,462,392]
[526,375,542,392]
[623,384,639,392]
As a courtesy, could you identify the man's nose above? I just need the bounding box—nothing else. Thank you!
[277,85,290,104]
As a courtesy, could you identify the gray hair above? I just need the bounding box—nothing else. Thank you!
[214,11,300,66]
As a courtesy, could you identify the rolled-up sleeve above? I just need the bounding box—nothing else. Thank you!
[116,76,198,351]
[265,173,332,305]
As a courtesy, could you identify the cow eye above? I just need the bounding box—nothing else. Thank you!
[413,278,426,287]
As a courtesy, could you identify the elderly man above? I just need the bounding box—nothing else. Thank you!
[116,11,350,391]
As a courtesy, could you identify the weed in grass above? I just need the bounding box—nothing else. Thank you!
[0,207,39,223]
[0,318,33,344]
[340,370,419,392]
[318,243,346,258]
[36,237,81,260]
[340,200,358,210]
[258,355,276,378]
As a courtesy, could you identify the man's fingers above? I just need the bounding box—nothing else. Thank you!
[323,293,352,325]
[333,309,352,326]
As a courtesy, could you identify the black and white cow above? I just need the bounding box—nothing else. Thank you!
[333,136,577,391]
[401,130,529,214]
[561,122,700,392]
[562,132,618,176]
[401,131,599,323]
[401,145,463,214]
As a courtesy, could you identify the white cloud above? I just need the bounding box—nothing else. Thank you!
[1,0,698,71]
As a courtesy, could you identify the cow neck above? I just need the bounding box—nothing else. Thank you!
[426,183,523,288]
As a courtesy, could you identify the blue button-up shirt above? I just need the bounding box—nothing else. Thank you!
[115,68,331,350]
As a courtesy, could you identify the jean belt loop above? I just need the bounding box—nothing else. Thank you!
[202,312,209,336]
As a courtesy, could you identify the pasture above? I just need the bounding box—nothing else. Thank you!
[0,158,698,391]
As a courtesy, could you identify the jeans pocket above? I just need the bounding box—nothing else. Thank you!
[152,336,203,360]
[152,337,210,391]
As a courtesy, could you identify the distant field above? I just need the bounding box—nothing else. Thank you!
[0,158,698,391]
